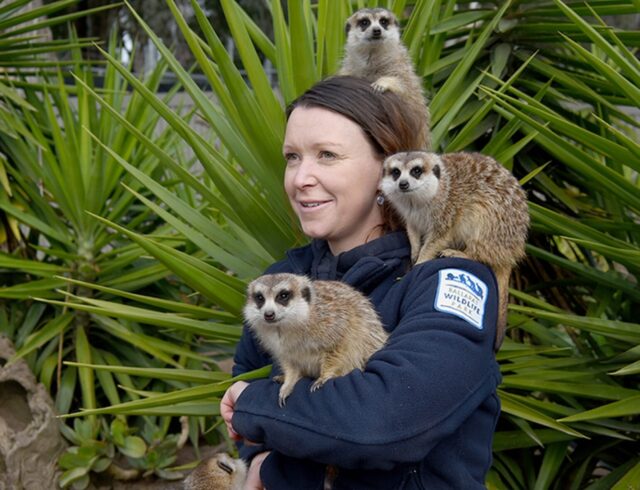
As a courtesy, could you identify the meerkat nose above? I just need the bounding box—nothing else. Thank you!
[372,27,381,37]
[264,310,276,322]
[399,180,410,191]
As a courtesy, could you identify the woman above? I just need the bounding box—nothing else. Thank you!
[221,76,501,489]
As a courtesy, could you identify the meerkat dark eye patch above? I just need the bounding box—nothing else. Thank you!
[390,167,401,180]
[217,460,234,474]
[253,292,265,308]
[410,166,423,178]
[276,289,292,305]
[379,17,389,28]
[358,18,371,30]
[433,164,441,179]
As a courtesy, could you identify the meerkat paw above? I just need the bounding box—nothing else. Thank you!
[415,249,438,265]
[310,378,328,392]
[371,81,388,93]
[278,384,294,407]
[371,76,400,93]
[272,374,285,384]
[439,249,470,259]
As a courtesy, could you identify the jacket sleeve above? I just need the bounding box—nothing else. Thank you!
[232,324,271,377]
[231,327,272,462]
[231,258,501,470]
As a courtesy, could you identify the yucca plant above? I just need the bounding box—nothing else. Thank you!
[9,0,639,487]
[0,28,237,485]
[0,0,117,249]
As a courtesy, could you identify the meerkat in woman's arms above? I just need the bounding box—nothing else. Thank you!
[244,273,388,407]
[183,453,247,490]
[339,7,431,149]
[380,151,529,348]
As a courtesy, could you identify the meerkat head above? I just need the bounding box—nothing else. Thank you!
[380,151,442,204]
[184,453,247,490]
[213,453,247,490]
[345,8,400,47]
[244,273,312,329]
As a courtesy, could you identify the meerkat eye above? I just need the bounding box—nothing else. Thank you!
[410,166,423,178]
[379,17,389,28]
[358,18,371,29]
[253,292,265,307]
[217,461,234,475]
[390,168,401,180]
[276,290,291,305]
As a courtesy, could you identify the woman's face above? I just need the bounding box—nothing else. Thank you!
[283,106,384,255]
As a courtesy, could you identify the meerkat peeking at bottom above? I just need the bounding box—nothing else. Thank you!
[380,151,530,349]
[244,273,388,407]
[183,453,247,490]
[338,8,431,149]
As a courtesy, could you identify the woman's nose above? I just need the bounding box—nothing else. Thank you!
[292,158,318,188]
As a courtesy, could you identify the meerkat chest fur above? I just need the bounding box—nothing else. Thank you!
[344,39,410,79]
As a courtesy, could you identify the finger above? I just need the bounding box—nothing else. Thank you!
[225,422,241,441]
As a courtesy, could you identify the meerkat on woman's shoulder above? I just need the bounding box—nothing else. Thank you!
[381,151,530,349]
[339,8,431,149]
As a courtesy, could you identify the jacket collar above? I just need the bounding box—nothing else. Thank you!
[285,232,411,293]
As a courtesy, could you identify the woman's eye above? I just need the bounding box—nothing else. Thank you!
[284,153,299,162]
[319,151,336,159]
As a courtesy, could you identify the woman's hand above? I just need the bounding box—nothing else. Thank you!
[221,381,249,441]
[244,451,270,490]
[221,382,267,488]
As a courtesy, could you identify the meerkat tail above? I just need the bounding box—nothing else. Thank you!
[494,266,512,351]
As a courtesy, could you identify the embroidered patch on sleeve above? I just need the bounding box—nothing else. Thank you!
[434,268,488,329]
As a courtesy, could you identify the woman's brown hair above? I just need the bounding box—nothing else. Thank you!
[286,76,425,232]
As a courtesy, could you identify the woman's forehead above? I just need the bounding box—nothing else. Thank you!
[284,107,369,146]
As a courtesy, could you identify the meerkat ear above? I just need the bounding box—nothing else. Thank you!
[345,21,351,36]
[433,164,441,179]
[302,286,311,303]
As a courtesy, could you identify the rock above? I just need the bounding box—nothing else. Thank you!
[0,336,67,489]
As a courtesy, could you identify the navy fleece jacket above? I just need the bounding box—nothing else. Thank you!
[231,232,501,489]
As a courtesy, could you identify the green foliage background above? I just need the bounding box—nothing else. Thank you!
[0,0,639,488]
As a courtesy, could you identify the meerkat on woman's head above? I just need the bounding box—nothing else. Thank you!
[244,273,388,406]
[183,453,247,490]
[338,7,431,149]
[380,151,529,349]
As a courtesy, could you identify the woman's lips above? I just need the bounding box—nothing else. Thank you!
[298,199,332,210]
